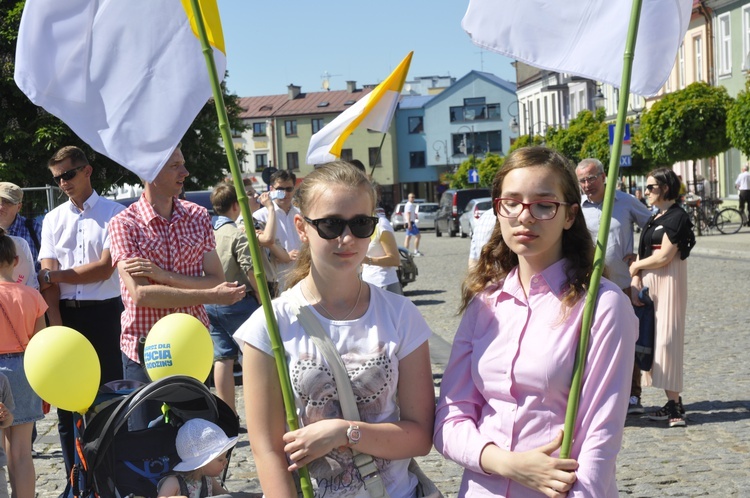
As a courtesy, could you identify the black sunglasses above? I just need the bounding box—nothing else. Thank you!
[304,216,378,240]
[645,183,659,192]
[52,165,85,185]
[274,186,295,193]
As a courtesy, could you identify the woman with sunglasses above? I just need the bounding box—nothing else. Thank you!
[234,162,435,497]
[629,168,695,428]
[434,147,637,497]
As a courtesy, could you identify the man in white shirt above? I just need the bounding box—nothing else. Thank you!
[38,146,125,490]
[735,165,750,225]
[577,158,652,415]
[468,208,497,268]
[403,193,423,256]
[252,170,301,291]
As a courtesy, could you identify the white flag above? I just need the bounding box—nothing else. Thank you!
[14,0,226,182]
[462,0,692,97]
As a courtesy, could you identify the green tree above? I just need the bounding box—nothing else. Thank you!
[546,108,606,164]
[0,0,245,197]
[727,78,750,158]
[638,82,732,176]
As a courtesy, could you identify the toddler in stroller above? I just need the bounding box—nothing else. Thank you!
[157,418,237,498]
[74,375,239,498]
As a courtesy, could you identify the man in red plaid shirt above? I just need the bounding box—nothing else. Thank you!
[109,146,245,426]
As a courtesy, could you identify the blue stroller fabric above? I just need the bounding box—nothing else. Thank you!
[633,287,655,371]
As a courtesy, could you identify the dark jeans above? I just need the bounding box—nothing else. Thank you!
[739,190,750,223]
[122,353,162,430]
[57,298,123,488]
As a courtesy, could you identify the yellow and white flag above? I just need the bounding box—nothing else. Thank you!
[14,0,226,182]
[307,52,413,165]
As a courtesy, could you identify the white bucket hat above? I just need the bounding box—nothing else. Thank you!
[173,419,238,472]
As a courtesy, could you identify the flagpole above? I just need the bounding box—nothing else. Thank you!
[187,1,314,495]
[560,0,643,458]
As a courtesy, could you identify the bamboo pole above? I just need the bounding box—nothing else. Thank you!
[187,1,313,495]
[560,0,643,458]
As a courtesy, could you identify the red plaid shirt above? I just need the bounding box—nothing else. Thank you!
[109,195,215,362]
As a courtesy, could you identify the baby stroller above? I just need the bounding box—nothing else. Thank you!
[72,375,239,498]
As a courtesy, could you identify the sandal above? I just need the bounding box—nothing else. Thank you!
[668,401,686,427]
[647,401,672,421]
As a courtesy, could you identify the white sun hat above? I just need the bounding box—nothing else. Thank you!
[173,419,238,472]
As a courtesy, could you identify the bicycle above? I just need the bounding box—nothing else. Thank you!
[685,195,745,235]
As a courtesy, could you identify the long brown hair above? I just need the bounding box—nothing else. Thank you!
[459,146,593,312]
[0,228,17,266]
[285,161,377,289]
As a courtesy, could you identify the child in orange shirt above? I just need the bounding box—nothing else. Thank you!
[0,228,46,498]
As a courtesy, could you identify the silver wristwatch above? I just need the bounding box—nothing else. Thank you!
[346,424,361,446]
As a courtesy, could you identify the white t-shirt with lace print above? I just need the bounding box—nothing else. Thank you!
[233,282,432,498]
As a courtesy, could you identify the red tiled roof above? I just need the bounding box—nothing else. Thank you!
[238,88,373,119]
[274,88,372,117]
[238,94,290,119]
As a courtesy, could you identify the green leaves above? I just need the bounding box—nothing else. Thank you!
[638,82,732,165]
[727,78,750,157]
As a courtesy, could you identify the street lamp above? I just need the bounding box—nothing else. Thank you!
[593,84,606,108]
[432,139,450,170]
[456,125,478,187]
[508,99,531,141]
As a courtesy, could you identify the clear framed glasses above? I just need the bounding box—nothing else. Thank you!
[494,197,570,221]
[578,174,601,185]
[304,215,379,239]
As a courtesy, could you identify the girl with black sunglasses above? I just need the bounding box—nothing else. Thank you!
[234,161,435,497]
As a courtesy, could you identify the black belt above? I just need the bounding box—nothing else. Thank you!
[60,297,120,309]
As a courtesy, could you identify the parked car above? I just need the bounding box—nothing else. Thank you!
[390,198,426,231]
[457,197,492,238]
[397,246,418,287]
[435,188,492,237]
[415,203,439,230]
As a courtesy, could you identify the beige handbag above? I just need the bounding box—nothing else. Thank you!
[291,294,443,498]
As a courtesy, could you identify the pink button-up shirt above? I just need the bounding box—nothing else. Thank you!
[434,259,637,497]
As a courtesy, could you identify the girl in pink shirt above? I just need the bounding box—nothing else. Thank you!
[434,147,637,498]
[0,228,47,498]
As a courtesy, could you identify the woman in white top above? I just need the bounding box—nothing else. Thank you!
[361,209,403,295]
[234,162,434,498]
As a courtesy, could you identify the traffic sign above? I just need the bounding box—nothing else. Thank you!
[608,123,631,145]
[620,155,632,167]
[468,169,479,184]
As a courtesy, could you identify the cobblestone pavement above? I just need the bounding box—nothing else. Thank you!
[30,227,750,497]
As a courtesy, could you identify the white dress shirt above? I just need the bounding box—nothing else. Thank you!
[253,203,301,289]
[38,190,124,300]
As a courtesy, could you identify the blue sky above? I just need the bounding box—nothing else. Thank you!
[216,0,516,98]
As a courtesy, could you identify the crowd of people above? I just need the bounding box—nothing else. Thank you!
[0,143,706,497]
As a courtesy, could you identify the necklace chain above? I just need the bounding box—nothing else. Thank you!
[304,279,363,321]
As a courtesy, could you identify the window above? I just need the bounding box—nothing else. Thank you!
[449,98,502,122]
[368,147,381,168]
[286,152,299,171]
[744,6,750,69]
[409,151,426,169]
[341,149,353,162]
[718,13,732,76]
[451,131,503,156]
[284,120,297,136]
[311,118,324,134]
[678,43,686,88]
[253,122,266,136]
[408,116,424,134]
[255,154,267,169]
[694,36,703,81]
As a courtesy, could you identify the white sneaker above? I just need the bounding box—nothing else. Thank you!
[413,251,423,257]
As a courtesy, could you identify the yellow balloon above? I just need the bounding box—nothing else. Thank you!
[24,326,101,413]
[144,313,213,382]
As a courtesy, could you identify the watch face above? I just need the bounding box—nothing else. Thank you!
[347,425,361,444]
